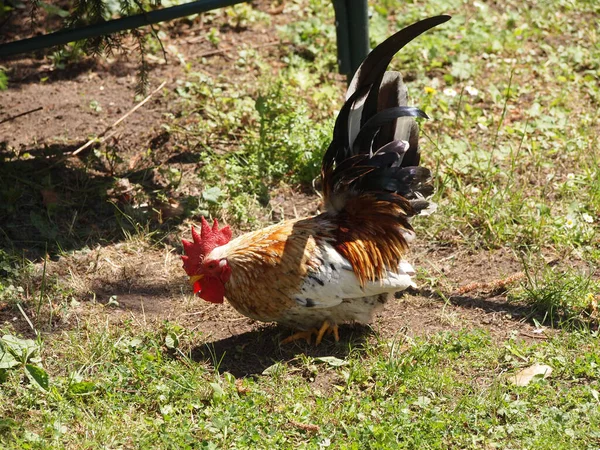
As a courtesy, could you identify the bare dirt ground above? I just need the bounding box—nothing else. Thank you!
[0,3,539,376]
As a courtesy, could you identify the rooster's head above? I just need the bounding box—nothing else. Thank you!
[181,217,232,304]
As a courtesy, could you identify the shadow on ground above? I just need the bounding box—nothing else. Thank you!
[0,141,198,259]
[417,287,535,319]
[191,323,373,377]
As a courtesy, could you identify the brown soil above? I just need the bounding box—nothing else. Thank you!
[0,3,542,377]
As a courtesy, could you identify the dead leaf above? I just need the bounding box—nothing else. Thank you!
[289,419,320,432]
[235,378,249,395]
[510,363,552,386]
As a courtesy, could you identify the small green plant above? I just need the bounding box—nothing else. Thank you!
[0,69,7,91]
[223,3,270,29]
[193,78,332,223]
[251,82,330,185]
[510,265,599,329]
[48,42,86,70]
[88,99,102,113]
[0,335,48,390]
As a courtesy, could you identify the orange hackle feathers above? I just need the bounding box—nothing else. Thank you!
[181,217,232,275]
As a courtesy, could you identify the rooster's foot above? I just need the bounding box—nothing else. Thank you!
[281,328,319,345]
[315,320,340,346]
[281,322,340,345]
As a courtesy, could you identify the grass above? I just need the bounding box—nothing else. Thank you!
[185,79,332,222]
[1,327,599,448]
[1,0,600,448]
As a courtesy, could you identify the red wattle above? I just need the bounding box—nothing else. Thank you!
[193,280,202,294]
[196,276,225,304]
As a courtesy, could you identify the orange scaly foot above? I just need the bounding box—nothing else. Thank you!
[331,323,340,342]
[281,328,318,345]
[315,320,340,345]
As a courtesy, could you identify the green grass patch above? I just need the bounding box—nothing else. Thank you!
[1,327,599,448]
[173,70,333,223]
[510,265,599,330]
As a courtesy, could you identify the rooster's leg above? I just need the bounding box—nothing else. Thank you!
[316,321,340,345]
[331,323,340,342]
[281,329,318,345]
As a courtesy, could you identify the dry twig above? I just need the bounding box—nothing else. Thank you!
[519,331,549,340]
[0,106,43,125]
[289,420,320,432]
[197,40,285,60]
[453,272,525,296]
[71,80,167,157]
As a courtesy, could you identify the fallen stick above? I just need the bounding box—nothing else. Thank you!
[453,272,525,296]
[519,331,549,340]
[71,80,167,156]
[197,39,289,60]
[288,420,320,432]
[0,106,43,125]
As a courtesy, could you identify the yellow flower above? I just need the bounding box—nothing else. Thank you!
[424,86,436,95]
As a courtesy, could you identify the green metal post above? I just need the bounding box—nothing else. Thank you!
[332,0,369,83]
[0,0,248,58]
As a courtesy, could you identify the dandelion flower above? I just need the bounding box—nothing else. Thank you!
[424,86,436,95]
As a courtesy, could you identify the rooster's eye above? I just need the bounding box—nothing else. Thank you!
[206,262,217,269]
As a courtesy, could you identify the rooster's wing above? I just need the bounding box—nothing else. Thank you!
[291,241,416,309]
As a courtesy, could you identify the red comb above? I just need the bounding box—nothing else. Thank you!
[181,217,232,275]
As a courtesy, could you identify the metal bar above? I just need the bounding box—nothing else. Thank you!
[332,0,351,75]
[331,0,369,83]
[0,0,248,58]
[346,0,369,76]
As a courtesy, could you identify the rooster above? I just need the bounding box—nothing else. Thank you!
[182,15,451,344]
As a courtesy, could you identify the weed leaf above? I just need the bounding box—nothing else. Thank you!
[0,349,19,369]
[202,187,224,205]
[1,335,39,363]
[25,364,49,391]
[262,362,283,376]
[69,381,97,395]
[314,356,348,367]
[209,382,224,397]
[165,333,179,349]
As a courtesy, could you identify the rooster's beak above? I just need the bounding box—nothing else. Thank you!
[189,274,204,286]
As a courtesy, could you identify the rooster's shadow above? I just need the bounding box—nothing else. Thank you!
[191,324,373,378]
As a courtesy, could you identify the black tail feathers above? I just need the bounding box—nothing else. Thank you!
[321,15,450,217]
